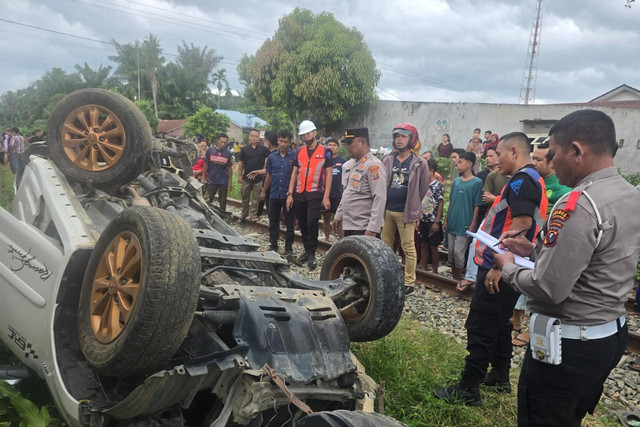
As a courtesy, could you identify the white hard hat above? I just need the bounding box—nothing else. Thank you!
[298,120,316,135]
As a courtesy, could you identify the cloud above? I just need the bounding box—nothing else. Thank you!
[1,0,639,106]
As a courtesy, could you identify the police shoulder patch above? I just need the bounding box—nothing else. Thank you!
[510,178,523,195]
[550,209,570,222]
[369,165,379,180]
[543,227,560,247]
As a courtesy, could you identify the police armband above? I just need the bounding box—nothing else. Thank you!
[529,313,562,365]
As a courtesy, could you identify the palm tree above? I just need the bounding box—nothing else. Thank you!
[211,69,231,109]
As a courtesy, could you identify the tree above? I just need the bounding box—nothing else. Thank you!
[109,40,141,100]
[211,69,231,109]
[74,63,114,88]
[183,107,230,142]
[239,8,380,134]
[135,100,159,133]
[140,34,165,118]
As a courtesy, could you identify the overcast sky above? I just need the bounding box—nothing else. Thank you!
[1,0,638,105]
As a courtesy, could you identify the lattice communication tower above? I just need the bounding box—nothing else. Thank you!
[519,0,543,105]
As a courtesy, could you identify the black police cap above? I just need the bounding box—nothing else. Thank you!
[343,127,369,143]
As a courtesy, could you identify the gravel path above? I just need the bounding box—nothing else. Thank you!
[223,205,640,416]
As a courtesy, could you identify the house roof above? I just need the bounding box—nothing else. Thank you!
[561,100,640,109]
[589,84,640,102]
[158,119,188,134]
[216,109,267,128]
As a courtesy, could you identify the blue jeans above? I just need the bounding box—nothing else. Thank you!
[464,238,478,281]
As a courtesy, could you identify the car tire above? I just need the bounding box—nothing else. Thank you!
[78,206,201,376]
[46,88,151,189]
[320,236,404,342]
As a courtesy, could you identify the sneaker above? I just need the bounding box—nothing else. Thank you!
[434,383,482,406]
[482,373,512,394]
[308,256,317,270]
[297,253,309,263]
[405,286,415,295]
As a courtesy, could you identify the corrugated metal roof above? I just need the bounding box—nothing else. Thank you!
[216,109,267,128]
[158,119,188,133]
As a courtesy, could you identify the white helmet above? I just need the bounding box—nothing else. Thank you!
[298,120,316,135]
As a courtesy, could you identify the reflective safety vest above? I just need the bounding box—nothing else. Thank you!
[296,144,327,193]
[474,166,548,269]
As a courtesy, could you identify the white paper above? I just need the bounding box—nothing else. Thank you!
[466,230,535,269]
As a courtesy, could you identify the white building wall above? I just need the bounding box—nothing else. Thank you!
[356,101,640,173]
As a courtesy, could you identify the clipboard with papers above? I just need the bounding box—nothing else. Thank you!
[466,230,535,269]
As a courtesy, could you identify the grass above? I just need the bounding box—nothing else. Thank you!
[352,318,518,426]
[0,163,14,211]
[352,317,621,427]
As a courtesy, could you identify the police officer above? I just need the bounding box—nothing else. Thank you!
[493,110,640,426]
[332,127,387,237]
[435,132,548,406]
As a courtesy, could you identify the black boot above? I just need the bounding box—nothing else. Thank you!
[434,381,482,406]
[482,367,512,394]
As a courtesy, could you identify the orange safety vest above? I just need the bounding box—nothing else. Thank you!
[295,144,328,193]
[474,166,548,269]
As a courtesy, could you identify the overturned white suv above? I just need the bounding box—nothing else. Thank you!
[0,89,406,426]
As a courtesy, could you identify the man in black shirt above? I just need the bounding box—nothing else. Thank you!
[237,129,270,222]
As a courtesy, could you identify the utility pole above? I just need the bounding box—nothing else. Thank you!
[137,39,141,102]
[519,0,543,105]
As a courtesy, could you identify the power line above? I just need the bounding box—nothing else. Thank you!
[376,86,402,101]
[0,18,112,45]
[378,62,516,103]
[69,0,266,43]
[123,0,273,38]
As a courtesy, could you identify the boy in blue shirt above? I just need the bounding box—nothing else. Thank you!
[443,151,483,283]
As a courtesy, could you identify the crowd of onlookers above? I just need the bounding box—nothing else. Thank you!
[1,128,45,174]
[194,121,548,291]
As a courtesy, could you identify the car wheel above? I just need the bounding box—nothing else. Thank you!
[46,88,151,189]
[78,206,201,376]
[320,236,404,342]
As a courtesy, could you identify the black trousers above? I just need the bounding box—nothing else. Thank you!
[518,323,627,427]
[206,183,229,212]
[463,266,520,386]
[268,197,294,251]
[294,197,321,256]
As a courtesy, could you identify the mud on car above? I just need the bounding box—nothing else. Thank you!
[0,89,406,426]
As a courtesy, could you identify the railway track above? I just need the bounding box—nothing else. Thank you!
[224,198,640,353]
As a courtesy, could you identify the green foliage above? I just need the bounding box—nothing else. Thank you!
[621,172,640,187]
[183,107,230,142]
[134,100,159,132]
[337,145,348,159]
[239,8,380,134]
[0,164,14,211]
[0,381,61,426]
[435,155,452,180]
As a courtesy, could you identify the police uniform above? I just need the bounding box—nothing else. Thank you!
[334,154,387,235]
[502,166,640,426]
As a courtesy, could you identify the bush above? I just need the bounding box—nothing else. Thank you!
[184,107,231,143]
[135,100,159,133]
